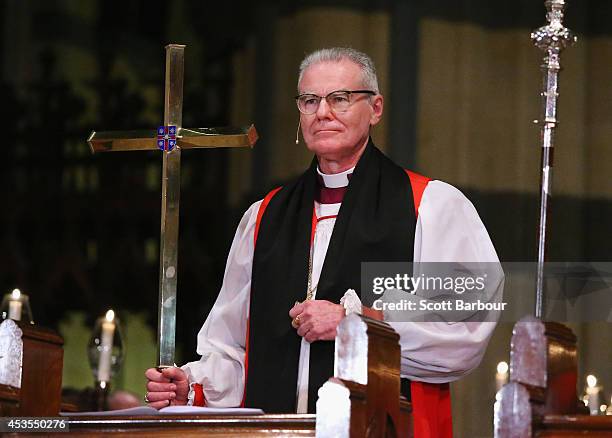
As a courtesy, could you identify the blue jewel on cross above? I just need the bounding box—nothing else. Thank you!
[157,125,177,151]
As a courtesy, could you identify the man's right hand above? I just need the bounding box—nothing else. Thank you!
[144,367,189,409]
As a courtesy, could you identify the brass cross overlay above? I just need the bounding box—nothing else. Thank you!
[88,44,257,368]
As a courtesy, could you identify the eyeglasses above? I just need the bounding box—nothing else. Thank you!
[295,89,376,115]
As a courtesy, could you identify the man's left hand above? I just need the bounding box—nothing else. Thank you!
[289,300,344,343]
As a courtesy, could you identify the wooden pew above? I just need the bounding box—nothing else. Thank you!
[0,320,64,417]
[3,315,412,437]
[316,314,412,437]
[494,316,612,437]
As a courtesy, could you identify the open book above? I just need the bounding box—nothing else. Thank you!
[62,405,264,417]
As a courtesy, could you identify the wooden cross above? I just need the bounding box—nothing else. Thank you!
[88,44,257,368]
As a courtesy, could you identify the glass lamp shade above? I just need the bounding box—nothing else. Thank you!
[87,311,124,384]
[1,289,34,324]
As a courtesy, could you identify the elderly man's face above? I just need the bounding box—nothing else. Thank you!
[298,60,383,170]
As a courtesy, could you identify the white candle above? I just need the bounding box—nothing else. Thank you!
[8,289,22,321]
[495,361,509,392]
[97,310,116,383]
[586,375,600,416]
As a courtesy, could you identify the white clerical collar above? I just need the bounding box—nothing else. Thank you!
[316,166,354,188]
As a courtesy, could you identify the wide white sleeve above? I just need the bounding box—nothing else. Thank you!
[181,200,262,406]
[388,180,503,383]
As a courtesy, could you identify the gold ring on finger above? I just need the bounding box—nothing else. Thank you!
[292,315,301,328]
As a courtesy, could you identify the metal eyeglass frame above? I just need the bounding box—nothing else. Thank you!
[294,89,376,115]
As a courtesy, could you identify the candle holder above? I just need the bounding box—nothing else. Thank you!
[0,289,34,324]
[87,309,124,410]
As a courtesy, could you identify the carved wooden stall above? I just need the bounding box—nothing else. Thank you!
[494,316,612,437]
[3,315,413,437]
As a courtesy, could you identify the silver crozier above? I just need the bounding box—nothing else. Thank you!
[531,0,577,319]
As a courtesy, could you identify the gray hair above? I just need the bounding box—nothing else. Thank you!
[297,47,380,94]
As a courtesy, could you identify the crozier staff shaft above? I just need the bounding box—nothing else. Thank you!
[531,0,577,319]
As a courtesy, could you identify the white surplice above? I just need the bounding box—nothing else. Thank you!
[182,168,502,412]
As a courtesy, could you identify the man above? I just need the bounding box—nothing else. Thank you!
[145,48,500,426]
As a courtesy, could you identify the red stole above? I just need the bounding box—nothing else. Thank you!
[405,170,453,438]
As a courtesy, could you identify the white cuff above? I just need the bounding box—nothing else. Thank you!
[340,289,362,315]
[186,382,197,406]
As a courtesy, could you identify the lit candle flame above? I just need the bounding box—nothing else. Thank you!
[587,374,597,388]
[11,289,21,300]
[105,309,115,322]
[497,361,509,374]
